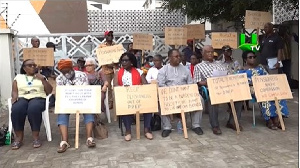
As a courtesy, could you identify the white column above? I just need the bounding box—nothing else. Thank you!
[0,29,14,105]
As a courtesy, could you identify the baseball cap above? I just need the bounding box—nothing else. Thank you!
[187,39,193,43]
[104,30,113,36]
[222,45,233,51]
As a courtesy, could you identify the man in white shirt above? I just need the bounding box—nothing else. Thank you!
[146,54,163,83]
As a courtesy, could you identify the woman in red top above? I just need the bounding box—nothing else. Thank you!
[114,52,153,141]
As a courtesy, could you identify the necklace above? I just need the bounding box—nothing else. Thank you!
[25,75,34,86]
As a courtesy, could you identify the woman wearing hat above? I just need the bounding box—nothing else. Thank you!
[56,59,96,153]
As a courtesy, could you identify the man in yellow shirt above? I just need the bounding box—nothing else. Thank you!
[98,31,117,109]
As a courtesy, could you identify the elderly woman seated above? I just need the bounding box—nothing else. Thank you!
[10,59,53,150]
[238,50,289,130]
[84,57,109,112]
[56,59,96,153]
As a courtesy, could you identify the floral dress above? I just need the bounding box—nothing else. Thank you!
[237,65,289,121]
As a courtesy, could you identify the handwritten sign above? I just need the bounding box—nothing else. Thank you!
[23,48,54,66]
[164,27,187,45]
[207,74,251,105]
[211,32,238,49]
[133,33,153,51]
[158,84,202,115]
[114,85,158,115]
[55,86,102,114]
[183,24,205,40]
[96,44,124,66]
[245,10,272,29]
[252,74,293,102]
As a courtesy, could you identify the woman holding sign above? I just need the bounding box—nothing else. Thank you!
[56,59,96,153]
[10,59,53,149]
[114,52,153,141]
[238,51,289,130]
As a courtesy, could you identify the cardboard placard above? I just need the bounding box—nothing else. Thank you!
[183,24,205,40]
[96,44,124,66]
[164,27,187,45]
[158,84,203,115]
[133,33,153,51]
[23,48,54,66]
[114,84,158,115]
[207,74,252,105]
[211,32,238,49]
[252,74,293,102]
[55,85,102,114]
[245,10,272,29]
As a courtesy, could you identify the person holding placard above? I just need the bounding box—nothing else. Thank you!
[56,59,96,153]
[10,59,53,150]
[158,49,203,137]
[85,57,109,113]
[146,54,163,83]
[238,51,289,130]
[98,30,117,110]
[114,52,152,141]
[182,39,201,62]
[194,45,244,135]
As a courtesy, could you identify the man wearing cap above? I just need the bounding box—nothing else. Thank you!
[56,59,96,153]
[73,57,87,72]
[182,39,201,62]
[219,45,241,74]
[98,31,117,109]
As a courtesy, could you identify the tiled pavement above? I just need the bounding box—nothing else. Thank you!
[0,91,298,168]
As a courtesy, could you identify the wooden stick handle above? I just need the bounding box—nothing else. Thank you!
[275,97,285,131]
[181,110,188,139]
[230,100,240,134]
[75,111,80,149]
[136,111,140,140]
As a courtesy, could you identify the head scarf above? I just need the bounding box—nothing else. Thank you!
[58,59,73,71]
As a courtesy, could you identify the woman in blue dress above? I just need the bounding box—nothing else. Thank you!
[238,50,289,130]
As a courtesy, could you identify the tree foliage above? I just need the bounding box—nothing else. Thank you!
[162,0,298,23]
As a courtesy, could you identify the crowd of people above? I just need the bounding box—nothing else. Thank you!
[9,23,292,153]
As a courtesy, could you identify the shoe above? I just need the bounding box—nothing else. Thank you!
[226,123,243,131]
[11,141,22,150]
[86,137,96,148]
[161,130,172,137]
[144,132,153,140]
[212,127,222,135]
[266,120,277,130]
[33,139,42,148]
[192,127,203,135]
[124,134,131,141]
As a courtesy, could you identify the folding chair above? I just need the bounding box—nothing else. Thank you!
[7,94,53,143]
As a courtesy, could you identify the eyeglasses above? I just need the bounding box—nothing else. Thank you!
[24,64,37,68]
[85,64,94,67]
[121,59,130,63]
[247,56,256,59]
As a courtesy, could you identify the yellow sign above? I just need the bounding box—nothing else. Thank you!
[96,44,124,66]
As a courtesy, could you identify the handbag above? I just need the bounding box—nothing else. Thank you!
[150,114,161,131]
[93,114,108,139]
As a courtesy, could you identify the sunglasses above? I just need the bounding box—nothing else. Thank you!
[121,59,130,63]
[247,56,257,59]
[24,64,37,68]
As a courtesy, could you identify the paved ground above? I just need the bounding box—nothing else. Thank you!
[0,91,298,168]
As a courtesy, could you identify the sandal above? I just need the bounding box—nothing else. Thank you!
[86,137,96,148]
[11,141,22,150]
[57,141,70,153]
[124,134,131,141]
[144,132,153,140]
[33,139,42,148]
[266,120,277,130]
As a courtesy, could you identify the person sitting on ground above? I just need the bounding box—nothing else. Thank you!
[238,50,289,130]
[146,54,163,83]
[56,59,96,153]
[114,52,153,141]
[73,57,86,72]
[85,57,109,112]
[158,49,204,138]
[10,59,53,150]
[141,56,154,76]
